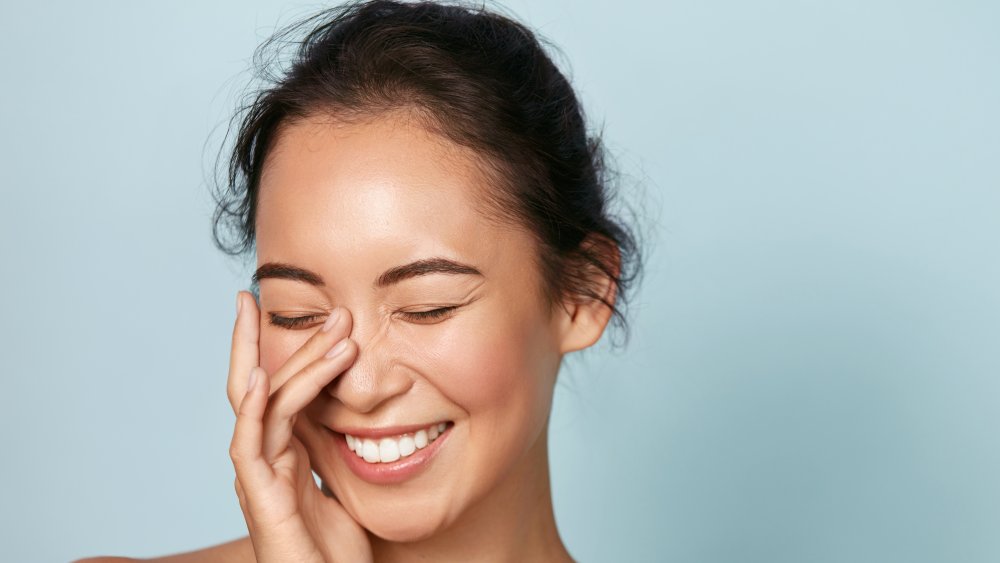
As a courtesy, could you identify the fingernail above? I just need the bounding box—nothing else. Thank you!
[322,307,341,332]
[325,338,348,359]
[236,292,243,316]
[247,367,257,392]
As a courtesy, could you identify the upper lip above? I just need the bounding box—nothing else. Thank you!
[330,420,450,439]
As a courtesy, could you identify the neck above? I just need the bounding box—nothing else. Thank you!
[368,425,573,563]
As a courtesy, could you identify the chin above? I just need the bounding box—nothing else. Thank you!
[354,497,455,542]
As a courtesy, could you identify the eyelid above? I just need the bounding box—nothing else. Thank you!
[400,295,481,322]
[267,312,324,329]
[267,303,465,330]
[398,305,459,322]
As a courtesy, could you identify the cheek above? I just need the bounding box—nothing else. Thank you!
[422,308,554,418]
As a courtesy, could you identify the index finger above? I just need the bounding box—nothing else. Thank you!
[227,290,261,414]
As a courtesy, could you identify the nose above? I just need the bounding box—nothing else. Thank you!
[325,320,413,413]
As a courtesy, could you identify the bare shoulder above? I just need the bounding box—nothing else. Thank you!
[73,535,254,563]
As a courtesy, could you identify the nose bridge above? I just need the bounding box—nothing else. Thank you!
[328,311,412,413]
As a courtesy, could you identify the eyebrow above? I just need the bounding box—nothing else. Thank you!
[252,257,483,290]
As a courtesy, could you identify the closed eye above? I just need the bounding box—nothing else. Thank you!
[399,306,459,323]
[268,306,460,330]
[268,313,322,329]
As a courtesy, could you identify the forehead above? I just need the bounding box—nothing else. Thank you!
[254,112,520,283]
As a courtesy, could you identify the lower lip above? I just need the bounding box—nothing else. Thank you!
[332,425,452,485]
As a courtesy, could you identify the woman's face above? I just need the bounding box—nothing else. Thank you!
[253,112,569,541]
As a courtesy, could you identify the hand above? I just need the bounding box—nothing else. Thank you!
[227,291,372,563]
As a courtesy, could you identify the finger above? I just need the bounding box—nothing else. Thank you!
[292,439,320,495]
[233,476,258,536]
[266,305,354,394]
[262,338,358,462]
[227,291,261,414]
[229,366,276,489]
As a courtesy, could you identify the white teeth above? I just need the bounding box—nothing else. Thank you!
[399,435,415,456]
[362,440,379,463]
[414,429,428,449]
[379,438,400,463]
[345,422,447,464]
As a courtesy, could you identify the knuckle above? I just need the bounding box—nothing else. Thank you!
[229,440,247,463]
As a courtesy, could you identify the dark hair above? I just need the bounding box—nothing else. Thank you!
[211,0,646,349]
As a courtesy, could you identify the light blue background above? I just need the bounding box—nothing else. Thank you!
[2,1,998,561]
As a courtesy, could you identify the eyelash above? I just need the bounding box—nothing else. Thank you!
[268,306,459,329]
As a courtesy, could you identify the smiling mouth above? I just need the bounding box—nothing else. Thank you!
[345,422,451,464]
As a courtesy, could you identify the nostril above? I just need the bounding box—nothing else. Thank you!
[323,345,416,413]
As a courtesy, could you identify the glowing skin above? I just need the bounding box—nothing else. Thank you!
[253,111,612,562]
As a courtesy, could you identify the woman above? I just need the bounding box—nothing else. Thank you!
[79,0,642,560]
